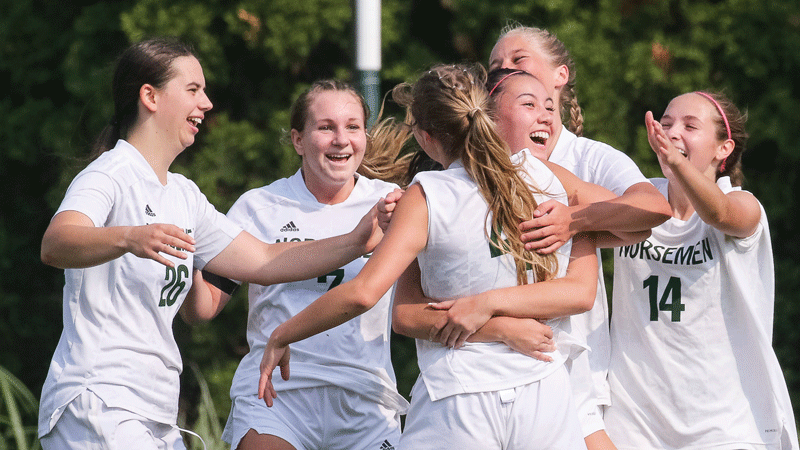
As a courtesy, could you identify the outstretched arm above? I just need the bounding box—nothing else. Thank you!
[204,203,383,287]
[520,161,670,253]
[41,210,196,269]
[181,203,384,323]
[646,111,760,237]
[258,184,430,405]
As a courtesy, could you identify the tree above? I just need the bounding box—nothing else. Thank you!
[1,0,798,445]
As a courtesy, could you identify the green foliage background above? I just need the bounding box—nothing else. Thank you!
[2,0,798,446]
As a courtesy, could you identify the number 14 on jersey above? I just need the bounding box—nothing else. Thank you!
[643,275,684,322]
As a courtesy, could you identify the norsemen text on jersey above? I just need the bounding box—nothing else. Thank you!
[617,237,714,266]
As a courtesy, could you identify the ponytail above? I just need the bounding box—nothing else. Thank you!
[90,119,122,159]
[90,38,196,160]
[395,64,558,284]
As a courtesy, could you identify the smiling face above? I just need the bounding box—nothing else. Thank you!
[292,90,367,204]
[154,55,213,153]
[659,93,730,180]
[493,74,556,159]
[489,34,562,103]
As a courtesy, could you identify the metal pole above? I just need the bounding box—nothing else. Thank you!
[355,0,381,127]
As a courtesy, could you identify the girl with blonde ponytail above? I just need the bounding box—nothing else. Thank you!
[257,63,624,449]
[392,64,557,284]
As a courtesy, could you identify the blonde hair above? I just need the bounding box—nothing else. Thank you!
[497,24,584,136]
[391,64,558,284]
[286,79,414,184]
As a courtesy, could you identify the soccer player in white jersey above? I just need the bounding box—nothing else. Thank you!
[604,91,798,449]
[485,25,673,450]
[184,80,409,450]
[254,64,640,449]
[38,39,383,450]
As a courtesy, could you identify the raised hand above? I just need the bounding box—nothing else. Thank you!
[645,110,683,167]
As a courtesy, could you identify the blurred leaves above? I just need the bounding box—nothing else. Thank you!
[1,0,798,443]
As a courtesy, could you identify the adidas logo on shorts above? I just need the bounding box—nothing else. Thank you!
[379,440,395,450]
[145,204,156,217]
[280,221,299,232]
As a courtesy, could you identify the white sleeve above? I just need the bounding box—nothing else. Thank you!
[729,200,767,253]
[581,141,650,196]
[225,191,257,232]
[190,185,242,270]
[718,179,765,253]
[56,170,116,227]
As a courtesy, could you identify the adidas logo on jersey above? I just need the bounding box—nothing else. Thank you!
[379,440,395,450]
[280,221,299,232]
[145,205,156,217]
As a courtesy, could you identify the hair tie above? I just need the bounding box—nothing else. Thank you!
[468,107,481,119]
[694,91,731,141]
[488,70,524,97]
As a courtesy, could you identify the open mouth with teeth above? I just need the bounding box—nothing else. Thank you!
[188,117,202,127]
[529,131,549,147]
[326,154,351,162]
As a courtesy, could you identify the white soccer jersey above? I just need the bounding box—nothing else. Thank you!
[38,140,241,437]
[412,149,581,401]
[547,126,652,409]
[225,170,409,413]
[606,177,798,450]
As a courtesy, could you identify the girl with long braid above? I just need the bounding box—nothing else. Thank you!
[484,26,671,448]
[384,36,671,446]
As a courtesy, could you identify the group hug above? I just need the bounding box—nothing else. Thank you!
[36,23,798,450]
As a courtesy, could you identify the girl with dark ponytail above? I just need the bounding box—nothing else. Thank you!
[38,38,384,450]
[90,39,195,158]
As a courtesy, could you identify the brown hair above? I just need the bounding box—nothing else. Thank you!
[496,24,584,136]
[693,91,749,186]
[485,67,541,100]
[92,38,196,158]
[391,64,558,284]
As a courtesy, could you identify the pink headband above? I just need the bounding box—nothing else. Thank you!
[694,91,731,141]
[694,91,733,172]
[488,71,524,97]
